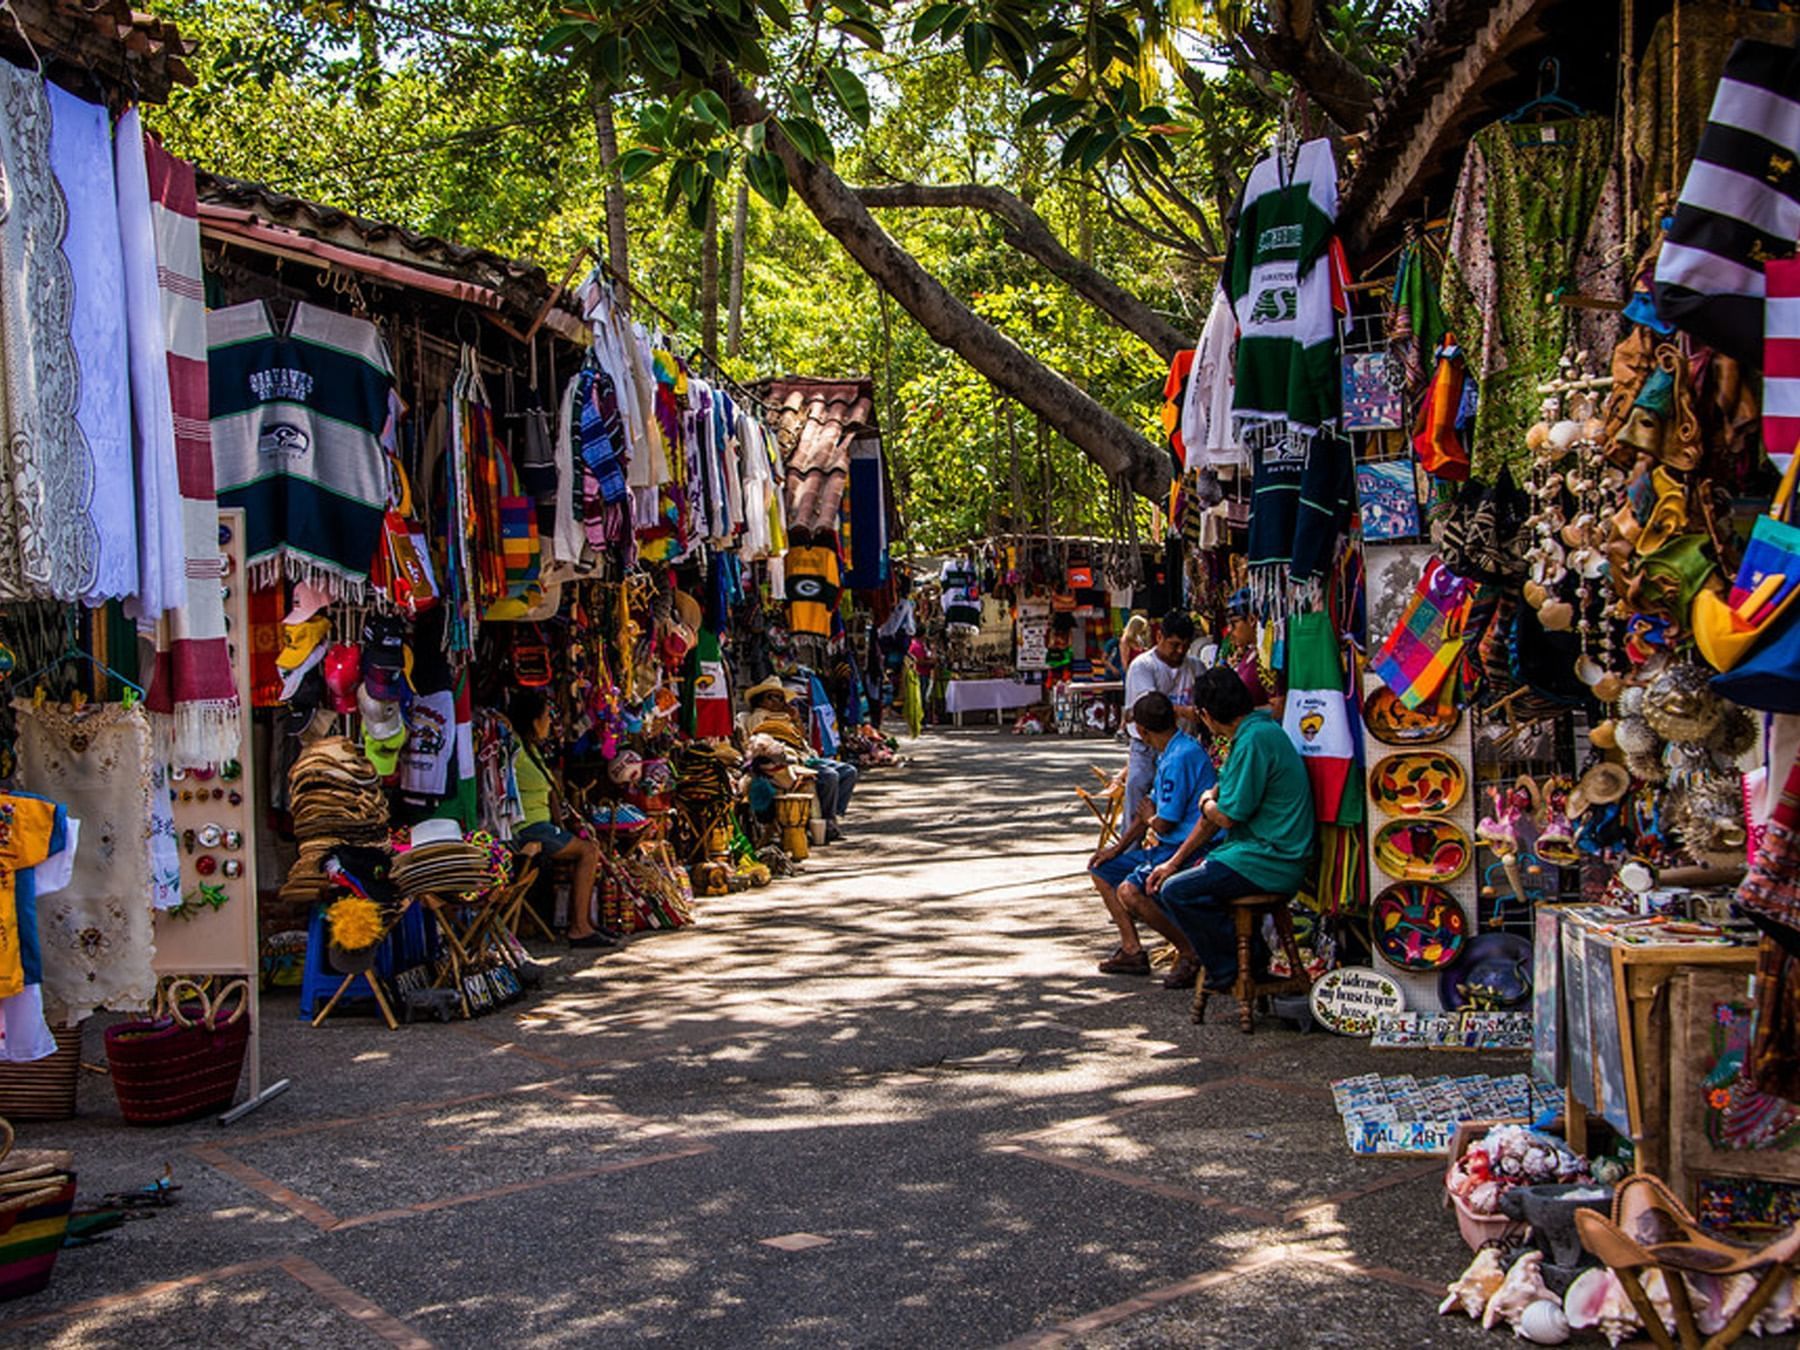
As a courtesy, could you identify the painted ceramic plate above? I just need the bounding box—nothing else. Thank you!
[1309,966,1407,1037]
[1372,817,1472,883]
[1362,685,1460,746]
[1369,751,1467,818]
[1371,882,1468,971]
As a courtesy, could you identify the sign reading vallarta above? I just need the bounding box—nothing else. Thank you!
[1309,965,1406,1036]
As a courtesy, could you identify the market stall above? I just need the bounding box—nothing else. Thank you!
[1115,0,1800,1338]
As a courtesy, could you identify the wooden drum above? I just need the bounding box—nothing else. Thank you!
[776,793,813,860]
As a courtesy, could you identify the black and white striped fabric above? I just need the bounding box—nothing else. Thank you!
[1654,38,1800,366]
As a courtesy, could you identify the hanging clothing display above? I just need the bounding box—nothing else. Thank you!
[1281,611,1361,825]
[0,795,68,1063]
[114,106,182,622]
[1633,1,1800,224]
[15,702,157,1023]
[785,542,841,637]
[1227,136,1341,442]
[208,299,397,597]
[46,84,135,605]
[1443,115,1620,473]
[0,61,92,603]
[843,435,887,590]
[140,134,240,767]
[1180,289,1245,471]
[1654,38,1800,369]
[683,628,734,739]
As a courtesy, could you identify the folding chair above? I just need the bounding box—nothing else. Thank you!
[1075,764,1127,852]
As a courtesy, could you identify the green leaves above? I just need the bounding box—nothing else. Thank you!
[615,147,664,182]
[824,66,870,128]
[690,88,732,132]
[775,115,833,165]
[961,20,991,74]
[744,147,789,208]
[911,3,968,42]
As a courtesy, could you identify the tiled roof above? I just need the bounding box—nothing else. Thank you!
[3,0,194,104]
[194,171,587,341]
[758,376,878,538]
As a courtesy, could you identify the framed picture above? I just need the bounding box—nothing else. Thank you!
[1342,348,1405,431]
[1356,457,1421,542]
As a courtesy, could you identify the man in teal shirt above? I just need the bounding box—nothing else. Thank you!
[1121,666,1315,989]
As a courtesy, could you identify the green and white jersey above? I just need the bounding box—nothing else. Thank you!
[1228,137,1341,436]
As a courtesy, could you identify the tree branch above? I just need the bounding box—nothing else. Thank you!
[855,181,1191,360]
[1235,1,1376,130]
[717,76,1172,497]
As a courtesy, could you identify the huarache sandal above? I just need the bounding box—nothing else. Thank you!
[1098,947,1150,975]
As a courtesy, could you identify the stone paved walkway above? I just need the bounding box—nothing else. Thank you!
[1,730,1521,1348]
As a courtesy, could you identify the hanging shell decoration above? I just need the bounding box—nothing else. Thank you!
[1642,661,1725,743]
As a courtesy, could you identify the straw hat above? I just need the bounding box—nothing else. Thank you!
[742,675,789,706]
[1568,761,1632,816]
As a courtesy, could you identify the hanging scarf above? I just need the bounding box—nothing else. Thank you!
[1371,558,1476,708]
[140,135,239,765]
[115,108,182,621]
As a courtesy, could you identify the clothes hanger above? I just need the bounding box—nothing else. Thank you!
[1502,58,1585,124]
[18,610,145,703]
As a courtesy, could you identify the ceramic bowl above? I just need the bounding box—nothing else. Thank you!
[1371,882,1468,971]
[1369,751,1467,817]
[1372,817,1473,883]
[1362,686,1461,746]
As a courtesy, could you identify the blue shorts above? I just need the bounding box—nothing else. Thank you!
[1090,842,1176,888]
[517,820,576,855]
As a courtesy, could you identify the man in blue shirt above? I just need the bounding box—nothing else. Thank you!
[1088,690,1217,981]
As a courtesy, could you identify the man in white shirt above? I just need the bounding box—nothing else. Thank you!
[1120,610,1199,825]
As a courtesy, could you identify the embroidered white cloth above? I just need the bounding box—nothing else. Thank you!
[47,83,136,604]
[15,701,157,1021]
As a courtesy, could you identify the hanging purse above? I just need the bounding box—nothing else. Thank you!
[1695,448,1800,672]
[374,453,439,614]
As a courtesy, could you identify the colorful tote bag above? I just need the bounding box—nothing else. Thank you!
[1371,558,1476,709]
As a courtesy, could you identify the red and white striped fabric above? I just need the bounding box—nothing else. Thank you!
[1764,258,1800,473]
[140,132,240,766]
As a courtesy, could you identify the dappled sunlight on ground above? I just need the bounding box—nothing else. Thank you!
[2,730,1515,1347]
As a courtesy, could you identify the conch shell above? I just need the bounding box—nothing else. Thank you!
[1440,1247,1506,1318]
[1518,1298,1571,1343]
[1565,1267,1639,1347]
[1485,1250,1553,1331]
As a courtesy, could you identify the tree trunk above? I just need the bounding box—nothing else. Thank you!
[857,182,1190,362]
[726,175,748,358]
[589,85,631,308]
[700,190,720,361]
[718,75,1171,498]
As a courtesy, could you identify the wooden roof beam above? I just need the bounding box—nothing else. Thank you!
[1347,0,1559,255]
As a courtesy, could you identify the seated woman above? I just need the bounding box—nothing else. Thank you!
[1119,666,1314,990]
[508,689,617,949]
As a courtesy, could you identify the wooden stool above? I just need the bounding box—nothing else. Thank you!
[1190,894,1312,1034]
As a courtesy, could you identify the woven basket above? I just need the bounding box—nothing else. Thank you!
[103,981,249,1126]
[0,1022,82,1122]
[0,1174,76,1301]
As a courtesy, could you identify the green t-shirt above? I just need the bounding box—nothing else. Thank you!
[514,744,554,828]
[1207,710,1315,893]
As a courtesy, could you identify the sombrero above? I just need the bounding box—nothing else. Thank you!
[1438,931,1533,1010]
[742,675,789,705]
[1567,761,1632,817]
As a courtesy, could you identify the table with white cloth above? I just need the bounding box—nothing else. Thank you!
[943,678,1043,725]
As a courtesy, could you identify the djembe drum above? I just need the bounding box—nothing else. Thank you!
[776,793,813,860]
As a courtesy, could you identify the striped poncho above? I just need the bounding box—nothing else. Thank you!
[208,301,395,598]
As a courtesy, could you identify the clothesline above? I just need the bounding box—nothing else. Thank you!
[594,261,776,418]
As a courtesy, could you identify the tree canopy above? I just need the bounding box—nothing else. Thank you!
[148,0,1423,547]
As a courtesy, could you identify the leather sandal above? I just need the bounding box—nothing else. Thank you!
[1161,956,1202,989]
[1098,946,1150,975]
